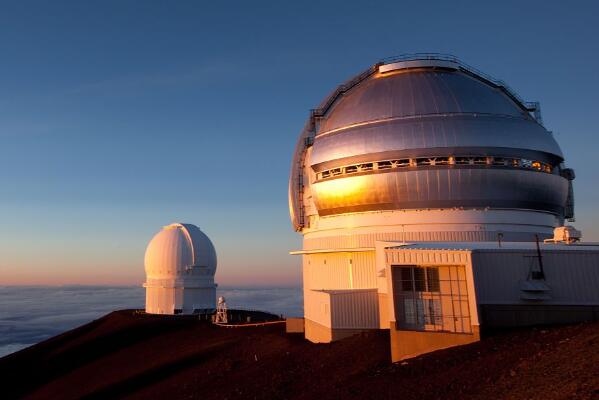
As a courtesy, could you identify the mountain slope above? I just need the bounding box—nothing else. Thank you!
[1,310,598,400]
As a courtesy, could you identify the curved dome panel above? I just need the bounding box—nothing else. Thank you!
[319,70,527,134]
[144,223,217,280]
[311,115,563,168]
[178,223,217,274]
[311,169,568,216]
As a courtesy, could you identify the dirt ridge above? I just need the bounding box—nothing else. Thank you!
[1,310,598,400]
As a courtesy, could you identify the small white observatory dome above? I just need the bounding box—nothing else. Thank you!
[143,223,217,315]
[144,223,217,280]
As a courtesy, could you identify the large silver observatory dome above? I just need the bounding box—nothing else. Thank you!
[289,55,575,232]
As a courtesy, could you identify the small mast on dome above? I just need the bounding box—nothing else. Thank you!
[143,223,217,315]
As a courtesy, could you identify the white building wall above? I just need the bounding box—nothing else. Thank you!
[303,254,351,290]
[330,289,379,329]
[303,209,558,250]
[303,252,377,290]
[145,287,176,314]
[145,281,216,315]
[471,250,599,305]
[303,251,378,330]
[351,252,378,288]
[303,289,331,328]
[304,289,380,329]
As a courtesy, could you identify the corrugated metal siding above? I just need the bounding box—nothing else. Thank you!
[304,289,380,329]
[330,290,379,329]
[303,230,536,250]
[472,250,599,305]
[351,252,377,288]
[303,289,331,327]
[386,250,470,266]
[303,252,377,290]
[304,254,351,290]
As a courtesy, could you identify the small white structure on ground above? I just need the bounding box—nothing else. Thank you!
[144,223,217,315]
[214,296,228,324]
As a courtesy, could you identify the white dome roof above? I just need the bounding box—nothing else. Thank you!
[144,223,217,280]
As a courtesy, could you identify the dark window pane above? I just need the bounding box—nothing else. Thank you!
[400,267,413,291]
[426,267,440,292]
[413,267,426,291]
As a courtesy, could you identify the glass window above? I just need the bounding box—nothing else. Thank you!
[413,267,426,291]
[392,265,470,333]
[400,267,413,291]
[426,267,440,292]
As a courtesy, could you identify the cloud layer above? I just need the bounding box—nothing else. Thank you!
[0,286,302,357]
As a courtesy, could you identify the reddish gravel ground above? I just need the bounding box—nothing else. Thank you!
[1,310,598,400]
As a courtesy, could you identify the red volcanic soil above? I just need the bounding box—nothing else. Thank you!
[1,310,598,400]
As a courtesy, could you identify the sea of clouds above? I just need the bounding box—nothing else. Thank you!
[0,286,302,358]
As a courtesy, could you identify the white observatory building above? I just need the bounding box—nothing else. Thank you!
[289,55,599,361]
[144,223,217,314]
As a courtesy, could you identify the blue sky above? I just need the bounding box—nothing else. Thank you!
[1,1,598,285]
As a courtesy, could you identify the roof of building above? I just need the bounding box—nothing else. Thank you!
[383,241,599,252]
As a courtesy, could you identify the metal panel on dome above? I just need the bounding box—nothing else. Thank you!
[319,70,527,134]
[311,115,563,168]
[311,168,568,216]
[179,223,217,273]
[378,59,459,73]
[144,225,195,280]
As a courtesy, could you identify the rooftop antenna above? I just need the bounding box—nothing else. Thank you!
[531,234,546,280]
[519,234,551,300]
[214,296,228,324]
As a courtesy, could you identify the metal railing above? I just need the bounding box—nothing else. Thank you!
[316,155,555,182]
[313,64,379,117]
[380,52,459,64]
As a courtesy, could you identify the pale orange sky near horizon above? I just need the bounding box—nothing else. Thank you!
[0,220,303,286]
[2,218,598,286]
